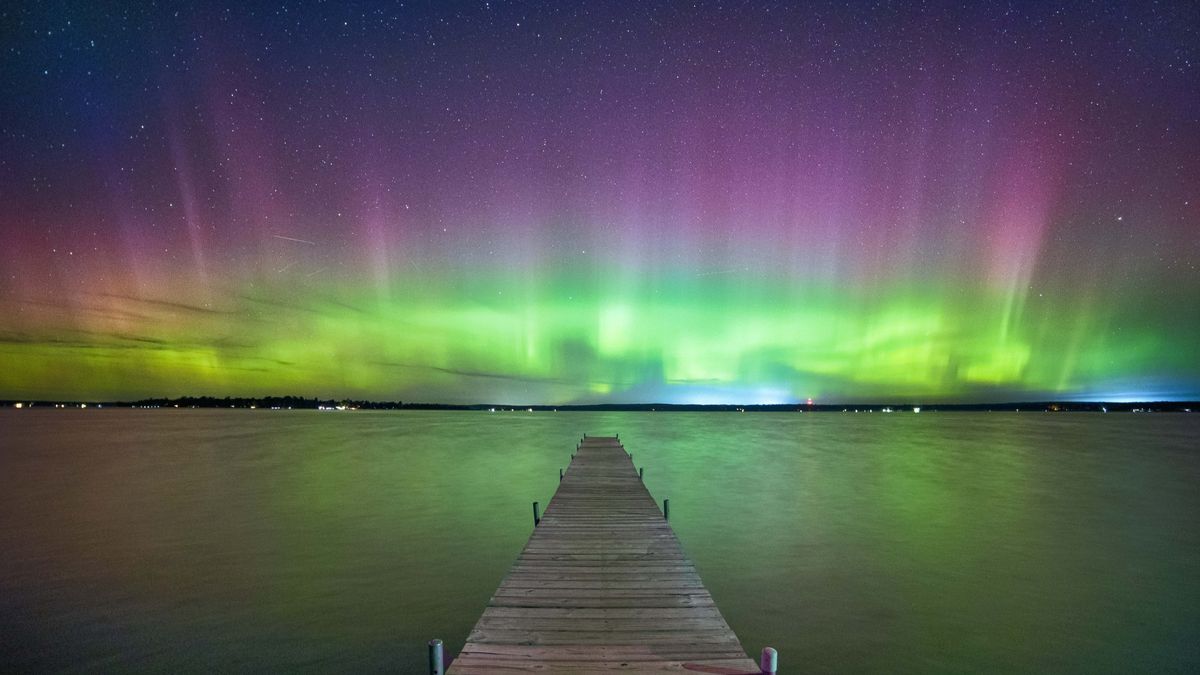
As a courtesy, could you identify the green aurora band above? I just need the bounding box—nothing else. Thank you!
[2,269,1192,403]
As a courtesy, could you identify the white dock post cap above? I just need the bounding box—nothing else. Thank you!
[760,646,778,674]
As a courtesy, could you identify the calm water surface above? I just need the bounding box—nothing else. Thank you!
[0,410,1197,673]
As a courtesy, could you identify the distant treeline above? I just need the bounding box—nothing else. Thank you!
[125,396,408,409]
[3,397,1197,412]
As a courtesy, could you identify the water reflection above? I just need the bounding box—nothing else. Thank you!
[0,410,1196,673]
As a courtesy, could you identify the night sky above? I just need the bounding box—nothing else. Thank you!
[1,1,1197,403]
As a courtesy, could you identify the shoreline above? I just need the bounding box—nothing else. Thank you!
[3,399,1196,413]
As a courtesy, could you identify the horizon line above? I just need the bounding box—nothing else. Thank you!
[3,395,1198,410]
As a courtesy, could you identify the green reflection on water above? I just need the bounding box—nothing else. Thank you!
[0,410,1197,673]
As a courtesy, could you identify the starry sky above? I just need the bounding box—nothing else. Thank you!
[1,1,1198,404]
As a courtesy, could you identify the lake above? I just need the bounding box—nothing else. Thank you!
[1,410,1197,673]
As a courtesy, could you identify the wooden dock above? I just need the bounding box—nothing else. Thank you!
[443,436,767,674]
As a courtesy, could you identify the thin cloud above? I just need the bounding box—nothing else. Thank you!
[92,293,233,316]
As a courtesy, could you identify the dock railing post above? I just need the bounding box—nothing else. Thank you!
[428,639,444,675]
[559,468,564,482]
[532,501,540,526]
[663,498,669,521]
[760,647,777,674]
[639,467,644,480]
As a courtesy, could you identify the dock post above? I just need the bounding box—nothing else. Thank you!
[428,639,444,675]
[663,498,670,521]
[639,467,644,480]
[559,468,564,482]
[532,501,540,526]
[616,433,619,441]
[760,647,777,674]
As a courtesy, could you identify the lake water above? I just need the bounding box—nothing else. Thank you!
[0,410,1197,673]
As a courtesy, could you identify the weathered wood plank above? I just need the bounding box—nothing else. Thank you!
[446,436,758,674]
[480,607,728,620]
[458,644,751,659]
[448,659,762,674]
[473,617,733,632]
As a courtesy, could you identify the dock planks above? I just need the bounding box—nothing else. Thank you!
[447,436,760,674]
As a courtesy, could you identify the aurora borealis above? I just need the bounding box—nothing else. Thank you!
[1,2,1197,404]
